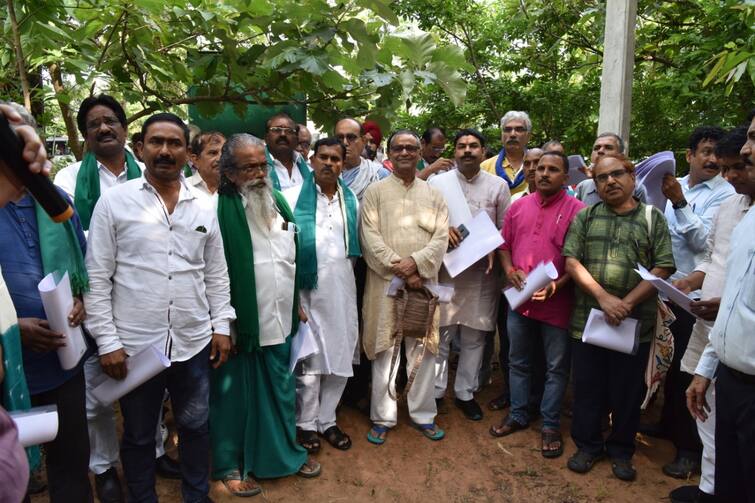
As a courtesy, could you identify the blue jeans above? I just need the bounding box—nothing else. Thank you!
[507,309,570,429]
[120,344,211,503]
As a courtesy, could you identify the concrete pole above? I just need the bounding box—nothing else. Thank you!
[598,0,638,153]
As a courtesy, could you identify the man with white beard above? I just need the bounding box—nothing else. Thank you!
[210,134,320,498]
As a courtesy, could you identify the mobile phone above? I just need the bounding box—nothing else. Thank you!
[457,224,470,241]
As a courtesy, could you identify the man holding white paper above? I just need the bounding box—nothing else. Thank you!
[490,151,584,459]
[211,134,319,498]
[564,154,675,481]
[431,129,510,421]
[284,138,361,453]
[84,113,236,502]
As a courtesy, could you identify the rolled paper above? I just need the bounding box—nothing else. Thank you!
[10,405,59,447]
[38,271,88,370]
[90,345,171,406]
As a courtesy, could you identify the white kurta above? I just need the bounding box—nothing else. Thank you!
[284,184,359,377]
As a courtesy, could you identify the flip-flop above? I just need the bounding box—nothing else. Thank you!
[221,477,262,497]
[297,458,321,479]
[322,425,352,450]
[541,429,564,459]
[414,422,445,441]
[367,424,389,445]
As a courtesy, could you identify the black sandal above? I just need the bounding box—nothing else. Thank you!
[541,429,564,458]
[322,425,352,450]
[296,428,321,454]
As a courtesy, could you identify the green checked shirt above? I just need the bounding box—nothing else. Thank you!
[563,201,675,343]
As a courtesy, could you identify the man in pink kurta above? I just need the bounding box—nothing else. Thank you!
[490,151,585,459]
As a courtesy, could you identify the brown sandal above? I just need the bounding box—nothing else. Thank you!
[541,429,564,458]
[489,415,528,437]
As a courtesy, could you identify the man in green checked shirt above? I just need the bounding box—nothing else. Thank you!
[563,154,675,482]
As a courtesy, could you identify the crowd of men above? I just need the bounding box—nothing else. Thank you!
[0,96,753,503]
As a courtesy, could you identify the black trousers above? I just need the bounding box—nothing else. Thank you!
[661,303,702,457]
[571,340,650,460]
[342,257,371,406]
[30,369,93,503]
[714,365,755,503]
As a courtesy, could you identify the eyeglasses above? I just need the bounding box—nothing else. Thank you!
[298,141,311,149]
[594,168,629,184]
[86,117,121,131]
[237,163,267,174]
[268,126,297,136]
[389,144,420,153]
[335,133,360,144]
[503,126,527,134]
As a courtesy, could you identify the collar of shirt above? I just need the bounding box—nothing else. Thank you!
[680,173,727,193]
[455,167,482,184]
[188,172,213,194]
[139,174,196,205]
[389,172,417,189]
[535,189,566,208]
[10,193,34,209]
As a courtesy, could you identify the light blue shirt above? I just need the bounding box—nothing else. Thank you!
[664,174,735,291]
[695,205,755,378]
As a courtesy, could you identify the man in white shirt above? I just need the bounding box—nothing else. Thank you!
[84,113,235,503]
[264,113,311,190]
[657,126,733,480]
[53,95,180,502]
[210,134,320,498]
[284,138,361,454]
[187,131,225,201]
[687,110,755,503]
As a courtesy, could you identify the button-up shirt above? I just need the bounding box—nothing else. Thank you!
[681,194,752,375]
[187,172,218,206]
[664,174,735,289]
[271,151,311,190]
[84,176,235,362]
[0,192,88,394]
[501,190,585,329]
[241,193,296,347]
[695,204,755,378]
[54,156,145,201]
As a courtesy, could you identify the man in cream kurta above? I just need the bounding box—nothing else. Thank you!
[429,129,510,420]
[284,138,360,451]
[361,130,449,442]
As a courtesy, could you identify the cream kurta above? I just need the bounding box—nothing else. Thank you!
[360,174,449,360]
[433,169,510,330]
[283,184,359,377]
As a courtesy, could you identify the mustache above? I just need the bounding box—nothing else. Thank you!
[276,138,290,145]
[154,156,175,165]
[96,132,116,141]
[703,162,719,170]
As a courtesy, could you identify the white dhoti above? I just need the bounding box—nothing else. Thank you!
[371,337,437,428]
[295,374,349,432]
[434,325,486,401]
[84,354,165,474]
[696,379,716,495]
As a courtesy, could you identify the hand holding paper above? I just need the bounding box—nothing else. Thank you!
[503,261,558,310]
[582,309,640,354]
[91,345,171,406]
[37,271,88,370]
[443,212,504,278]
[289,321,320,373]
[635,263,694,316]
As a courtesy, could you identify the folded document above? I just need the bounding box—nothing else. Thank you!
[582,309,640,355]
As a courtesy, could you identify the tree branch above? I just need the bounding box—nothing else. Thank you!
[49,62,83,160]
[6,0,32,111]
[90,9,126,95]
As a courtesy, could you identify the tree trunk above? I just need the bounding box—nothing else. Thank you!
[6,0,32,111]
[49,63,83,160]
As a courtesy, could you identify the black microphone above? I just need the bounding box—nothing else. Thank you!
[0,113,73,222]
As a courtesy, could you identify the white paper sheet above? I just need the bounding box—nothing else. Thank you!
[635,151,676,211]
[582,309,640,354]
[10,405,59,447]
[635,263,694,315]
[289,321,320,373]
[443,211,504,278]
[567,155,588,186]
[503,261,559,310]
[428,171,473,228]
[90,345,171,406]
[38,272,88,370]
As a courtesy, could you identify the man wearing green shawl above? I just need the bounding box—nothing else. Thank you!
[283,138,361,453]
[212,134,320,498]
[264,113,312,191]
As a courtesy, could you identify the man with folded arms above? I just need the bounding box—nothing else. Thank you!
[361,130,448,444]
[431,129,509,421]
[85,113,235,502]
[284,137,361,453]
[563,154,674,481]
[489,151,584,459]
[211,134,320,498]
[687,111,755,503]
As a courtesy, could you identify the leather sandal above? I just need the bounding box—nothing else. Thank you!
[489,415,528,437]
[322,425,351,450]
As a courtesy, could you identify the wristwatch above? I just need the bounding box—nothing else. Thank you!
[672,199,688,210]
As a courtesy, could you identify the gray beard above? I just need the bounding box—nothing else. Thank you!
[240,179,276,231]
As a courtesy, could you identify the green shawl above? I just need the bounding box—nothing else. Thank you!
[74,150,141,230]
[293,175,360,290]
[217,188,299,353]
[265,146,310,191]
[34,201,89,295]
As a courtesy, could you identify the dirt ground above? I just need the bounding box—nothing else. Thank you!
[30,366,687,503]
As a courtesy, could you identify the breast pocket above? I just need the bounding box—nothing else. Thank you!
[416,204,438,234]
[174,230,207,264]
[272,226,297,265]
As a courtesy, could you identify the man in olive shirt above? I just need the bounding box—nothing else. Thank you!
[564,154,675,482]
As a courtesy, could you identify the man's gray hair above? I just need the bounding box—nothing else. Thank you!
[500,111,531,131]
[596,132,625,153]
[219,133,264,176]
